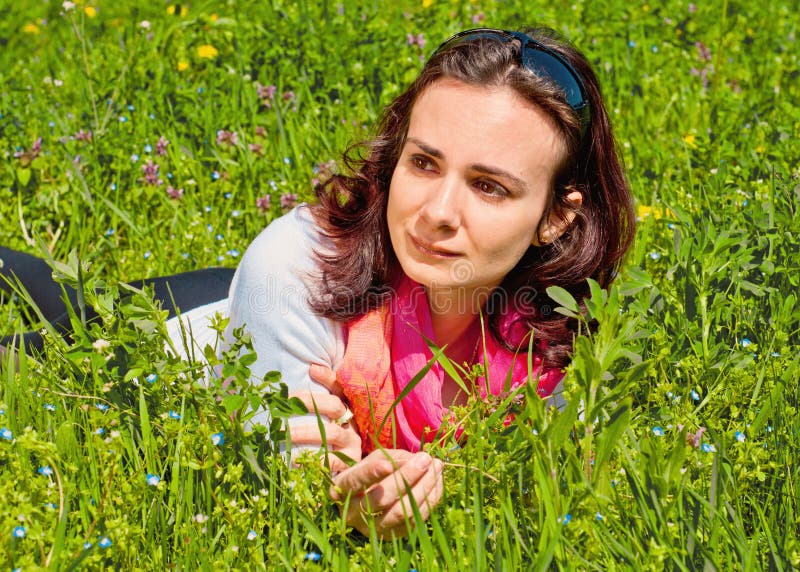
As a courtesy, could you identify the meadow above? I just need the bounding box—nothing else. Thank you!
[1,0,799,569]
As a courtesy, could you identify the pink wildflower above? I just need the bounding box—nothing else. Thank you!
[248,142,263,156]
[141,160,162,186]
[282,90,294,101]
[13,137,42,167]
[257,83,276,101]
[471,12,485,24]
[688,3,697,13]
[280,192,298,210]
[166,185,184,200]
[75,129,92,142]
[155,135,169,156]
[695,41,712,62]
[407,33,425,48]
[216,130,239,147]
[254,126,266,137]
[256,194,271,213]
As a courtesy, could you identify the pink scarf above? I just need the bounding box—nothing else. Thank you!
[337,275,563,452]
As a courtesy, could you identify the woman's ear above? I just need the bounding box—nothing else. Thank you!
[533,190,583,246]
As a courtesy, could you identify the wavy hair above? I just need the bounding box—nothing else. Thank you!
[308,26,635,368]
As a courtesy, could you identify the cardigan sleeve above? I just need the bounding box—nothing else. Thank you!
[224,204,346,429]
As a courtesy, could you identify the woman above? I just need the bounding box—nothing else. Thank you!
[2,27,634,538]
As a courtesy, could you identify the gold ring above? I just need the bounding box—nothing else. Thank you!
[334,408,354,426]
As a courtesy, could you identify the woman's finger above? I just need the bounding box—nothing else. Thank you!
[289,422,361,451]
[309,363,344,398]
[289,390,349,421]
[374,458,444,531]
[358,452,435,513]
[330,449,413,501]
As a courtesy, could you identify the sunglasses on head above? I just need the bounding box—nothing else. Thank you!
[432,28,591,136]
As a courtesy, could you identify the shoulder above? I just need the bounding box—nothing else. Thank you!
[238,204,325,272]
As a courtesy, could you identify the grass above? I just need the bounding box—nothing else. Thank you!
[1,0,799,569]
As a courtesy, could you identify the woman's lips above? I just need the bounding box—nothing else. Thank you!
[409,234,460,258]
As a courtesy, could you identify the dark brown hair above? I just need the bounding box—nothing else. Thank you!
[309,26,635,368]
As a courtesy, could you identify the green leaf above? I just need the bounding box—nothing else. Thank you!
[546,285,580,314]
[16,167,31,186]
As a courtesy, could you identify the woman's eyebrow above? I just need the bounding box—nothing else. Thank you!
[407,137,443,158]
[406,136,528,192]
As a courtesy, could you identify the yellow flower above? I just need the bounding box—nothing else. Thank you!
[422,0,433,7]
[637,204,665,220]
[682,134,697,148]
[23,22,40,34]
[177,61,190,72]
[197,44,219,59]
[84,6,97,17]
[167,4,188,16]
[209,13,218,22]
[755,145,765,154]
[642,4,650,11]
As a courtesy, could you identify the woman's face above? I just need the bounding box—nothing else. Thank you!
[387,77,567,313]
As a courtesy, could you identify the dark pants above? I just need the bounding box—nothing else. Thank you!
[0,247,235,352]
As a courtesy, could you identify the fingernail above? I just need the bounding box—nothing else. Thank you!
[415,453,432,470]
[434,459,444,473]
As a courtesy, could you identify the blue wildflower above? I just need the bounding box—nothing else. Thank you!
[735,431,746,443]
[224,192,232,199]
[145,373,158,384]
[206,223,213,232]
[283,157,291,164]
[595,512,604,521]
[217,255,225,262]
[44,403,56,412]
[558,514,572,525]
[181,253,190,259]
[652,426,665,437]
[13,526,26,538]
[119,116,128,123]
[44,502,58,509]
[168,411,181,420]
[232,209,241,217]
[667,223,676,229]
[210,432,224,446]
[0,427,13,440]
[0,409,4,415]
[215,233,224,241]
[38,465,54,476]
[127,104,135,111]
[205,205,212,213]
[740,338,752,348]
[83,541,93,550]
[146,473,161,486]
[95,403,109,412]
[143,251,151,260]
[105,228,115,236]
[98,536,112,548]
[648,252,660,260]
[109,183,117,191]
[701,443,716,453]
[247,530,258,541]
[149,113,155,120]
[144,144,153,154]
[94,427,105,435]
[227,249,240,258]
[130,153,139,162]
[305,552,321,562]
[628,40,636,48]
[770,352,780,357]
[211,171,220,181]
[651,45,658,53]
[690,390,700,401]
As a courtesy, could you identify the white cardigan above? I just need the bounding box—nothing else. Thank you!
[165,205,345,429]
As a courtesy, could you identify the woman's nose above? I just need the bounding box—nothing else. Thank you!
[419,176,462,230]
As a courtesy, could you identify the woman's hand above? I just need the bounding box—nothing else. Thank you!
[288,364,361,473]
[329,449,444,539]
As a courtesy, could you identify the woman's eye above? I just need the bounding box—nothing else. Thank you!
[475,179,508,198]
[411,155,434,171]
